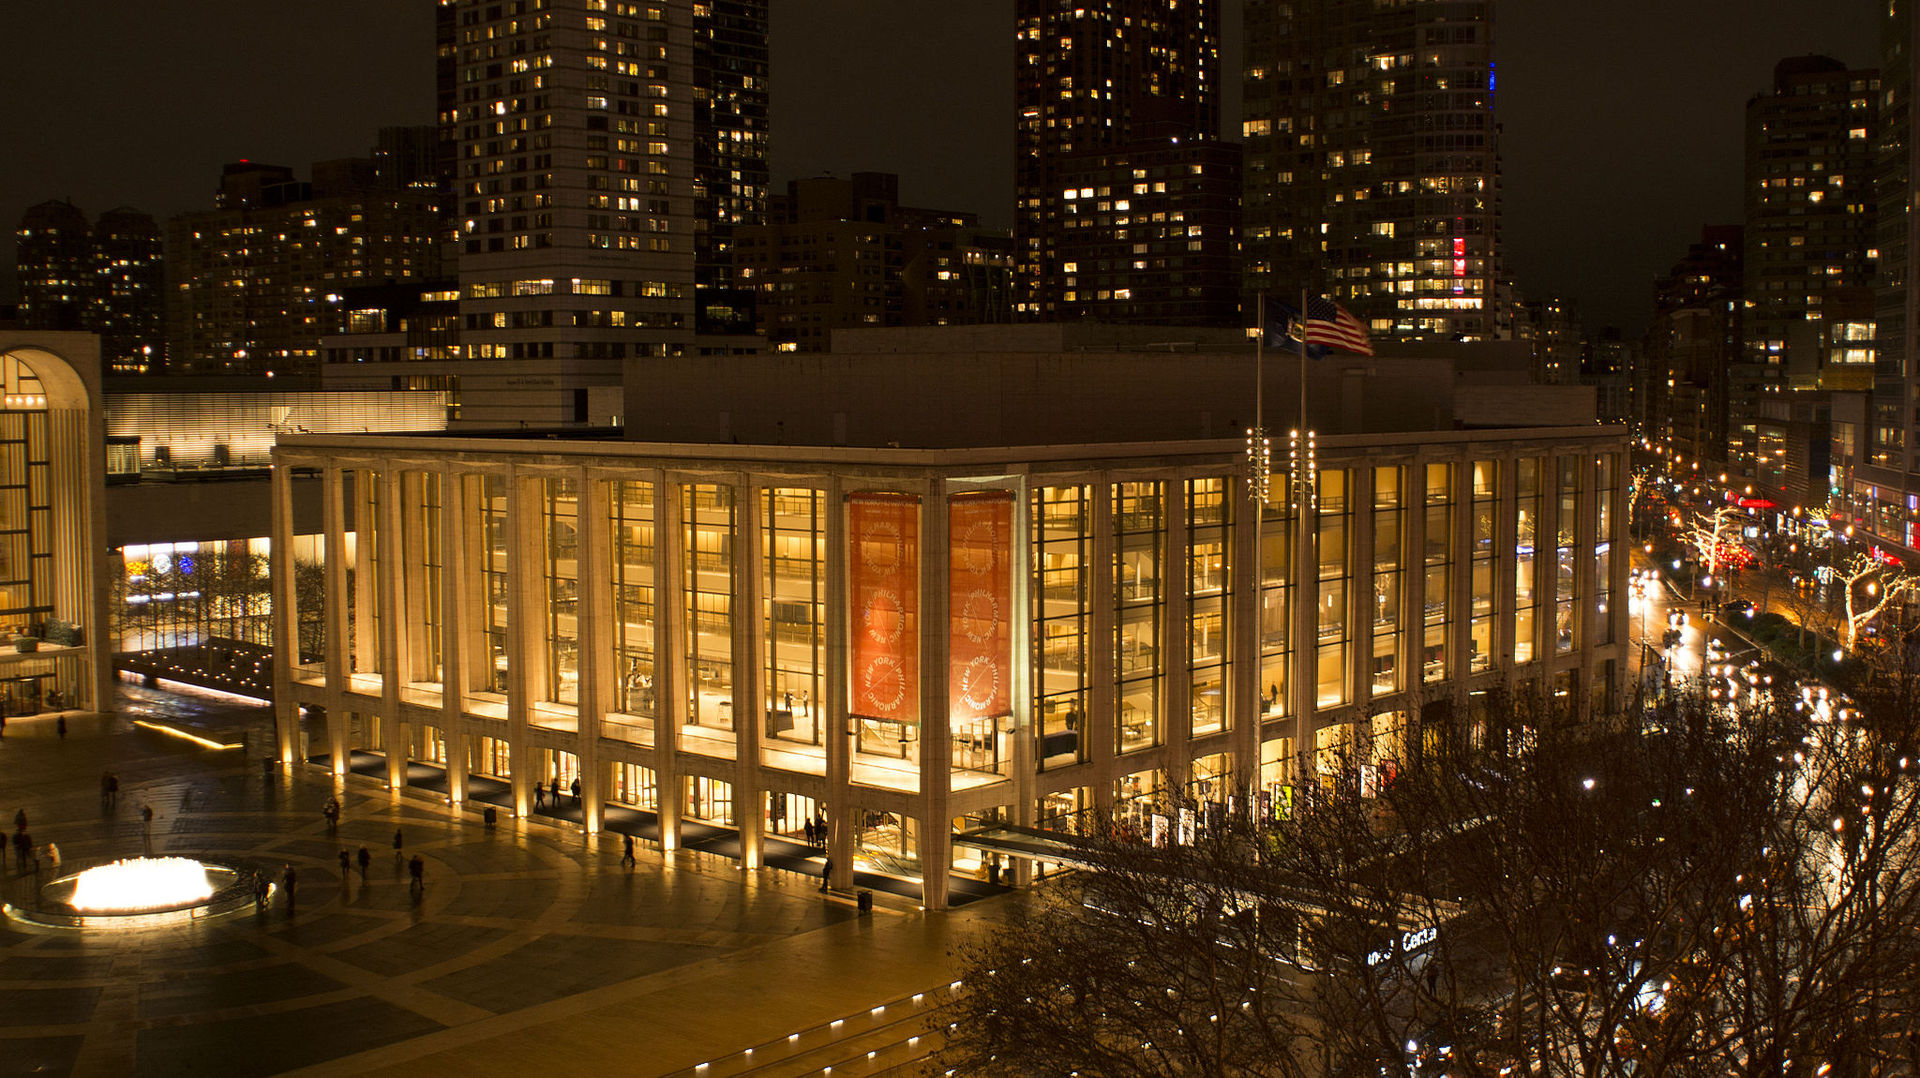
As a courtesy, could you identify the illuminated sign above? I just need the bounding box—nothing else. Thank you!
[1366,925,1440,968]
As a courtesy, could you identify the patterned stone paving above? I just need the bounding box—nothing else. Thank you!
[0,686,985,1077]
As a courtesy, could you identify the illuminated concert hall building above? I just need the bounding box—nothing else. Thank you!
[270,326,1628,908]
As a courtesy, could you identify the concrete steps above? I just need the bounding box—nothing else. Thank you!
[658,981,957,1078]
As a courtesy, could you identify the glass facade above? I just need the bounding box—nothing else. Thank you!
[684,483,735,732]
[355,469,382,679]
[764,487,825,763]
[0,407,50,632]
[480,473,510,694]
[113,539,274,653]
[1423,461,1452,682]
[609,479,657,738]
[275,428,1629,911]
[1316,468,1350,707]
[1259,497,1291,717]
[1114,482,1164,753]
[1371,466,1403,695]
[1469,460,1497,672]
[1555,457,1581,655]
[1513,458,1540,665]
[1595,454,1615,646]
[1187,478,1230,738]
[1034,486,1091,768]
[543,478,580,706]
[405,471,444,684]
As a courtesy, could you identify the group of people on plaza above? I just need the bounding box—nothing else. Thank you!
[296,806,426,907]
[800,816,829,847]
[532,776,582,812]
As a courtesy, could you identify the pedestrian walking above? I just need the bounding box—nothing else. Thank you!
[46,842,59,873]
[100,771,112,806]
[254,872,269,909]
[803,818,815,846]
[483,805,497,831]
[550,778,561,809]
[570,777,581,807]
[55,715,65,740]
[338,849,351,877]
[408,854,424,893]
[107,772,118,808]
[141,804,155,853]
[324,797,340,833]
[282,863,297,913]
[820,856,833,892]
[622,833,635,867]
[357,846,371,878]
[14,808,26,832]
[392,827,404,862]
[534,783,545,810]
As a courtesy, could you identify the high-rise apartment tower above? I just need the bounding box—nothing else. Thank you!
[1740,55,1877,494]
[1014,0,1241,325]
[1241,0,1500,340]
[438,0,767,426]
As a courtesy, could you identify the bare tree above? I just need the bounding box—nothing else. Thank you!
[1685,505,1749,583]
[1834,553,1920,653]
[942,688,1920,1076]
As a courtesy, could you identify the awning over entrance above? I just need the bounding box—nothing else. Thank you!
[952,824,1100,869]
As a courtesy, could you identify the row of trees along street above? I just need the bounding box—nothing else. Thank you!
[939,677,1920,1076]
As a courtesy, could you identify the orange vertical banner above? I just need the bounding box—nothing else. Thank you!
[950,491,1013,723]
[849,494,920,723]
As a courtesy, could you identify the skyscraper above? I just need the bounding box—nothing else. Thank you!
[1740,55,1878,495]
[1241,0,1500,341]
[439,0,766,426]
[167,158,445,377]
[16,200,97,334]
[92,207,165,374]
[691,0,770,336]
[16,200,164,374]
[1013,0,1242,325]
[1649,227,1743,474]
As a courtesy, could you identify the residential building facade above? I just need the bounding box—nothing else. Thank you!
[16,201,164,374]
[1241,0,1500,340]
[735,172,1015,351]
[1742,55,1878,498]
[166,160,446,377]
[1014,0,1241,324]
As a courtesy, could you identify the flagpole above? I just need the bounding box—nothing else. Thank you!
[1292,287,1312,798]
[1299,286,1309,454]
[1256,293,1264,446]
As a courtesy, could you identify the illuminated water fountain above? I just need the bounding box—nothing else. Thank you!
[6,856,259,928]
[71,857,215,911]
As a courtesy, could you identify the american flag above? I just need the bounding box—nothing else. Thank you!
[1264,296,1374,358]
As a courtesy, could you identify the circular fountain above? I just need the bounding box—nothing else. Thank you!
[6,856,262,928]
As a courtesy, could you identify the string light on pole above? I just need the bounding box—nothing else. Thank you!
[1246,426,1272,503]
[1289,428,1317,513]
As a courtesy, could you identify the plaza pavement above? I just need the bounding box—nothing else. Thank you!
[0,683,1001,1077]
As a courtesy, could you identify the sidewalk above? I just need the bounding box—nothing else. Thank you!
[0,683,1004,1077]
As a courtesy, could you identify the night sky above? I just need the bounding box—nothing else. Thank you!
[0,1,1880,334]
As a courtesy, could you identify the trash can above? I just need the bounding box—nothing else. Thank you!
[857,889,873,913]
